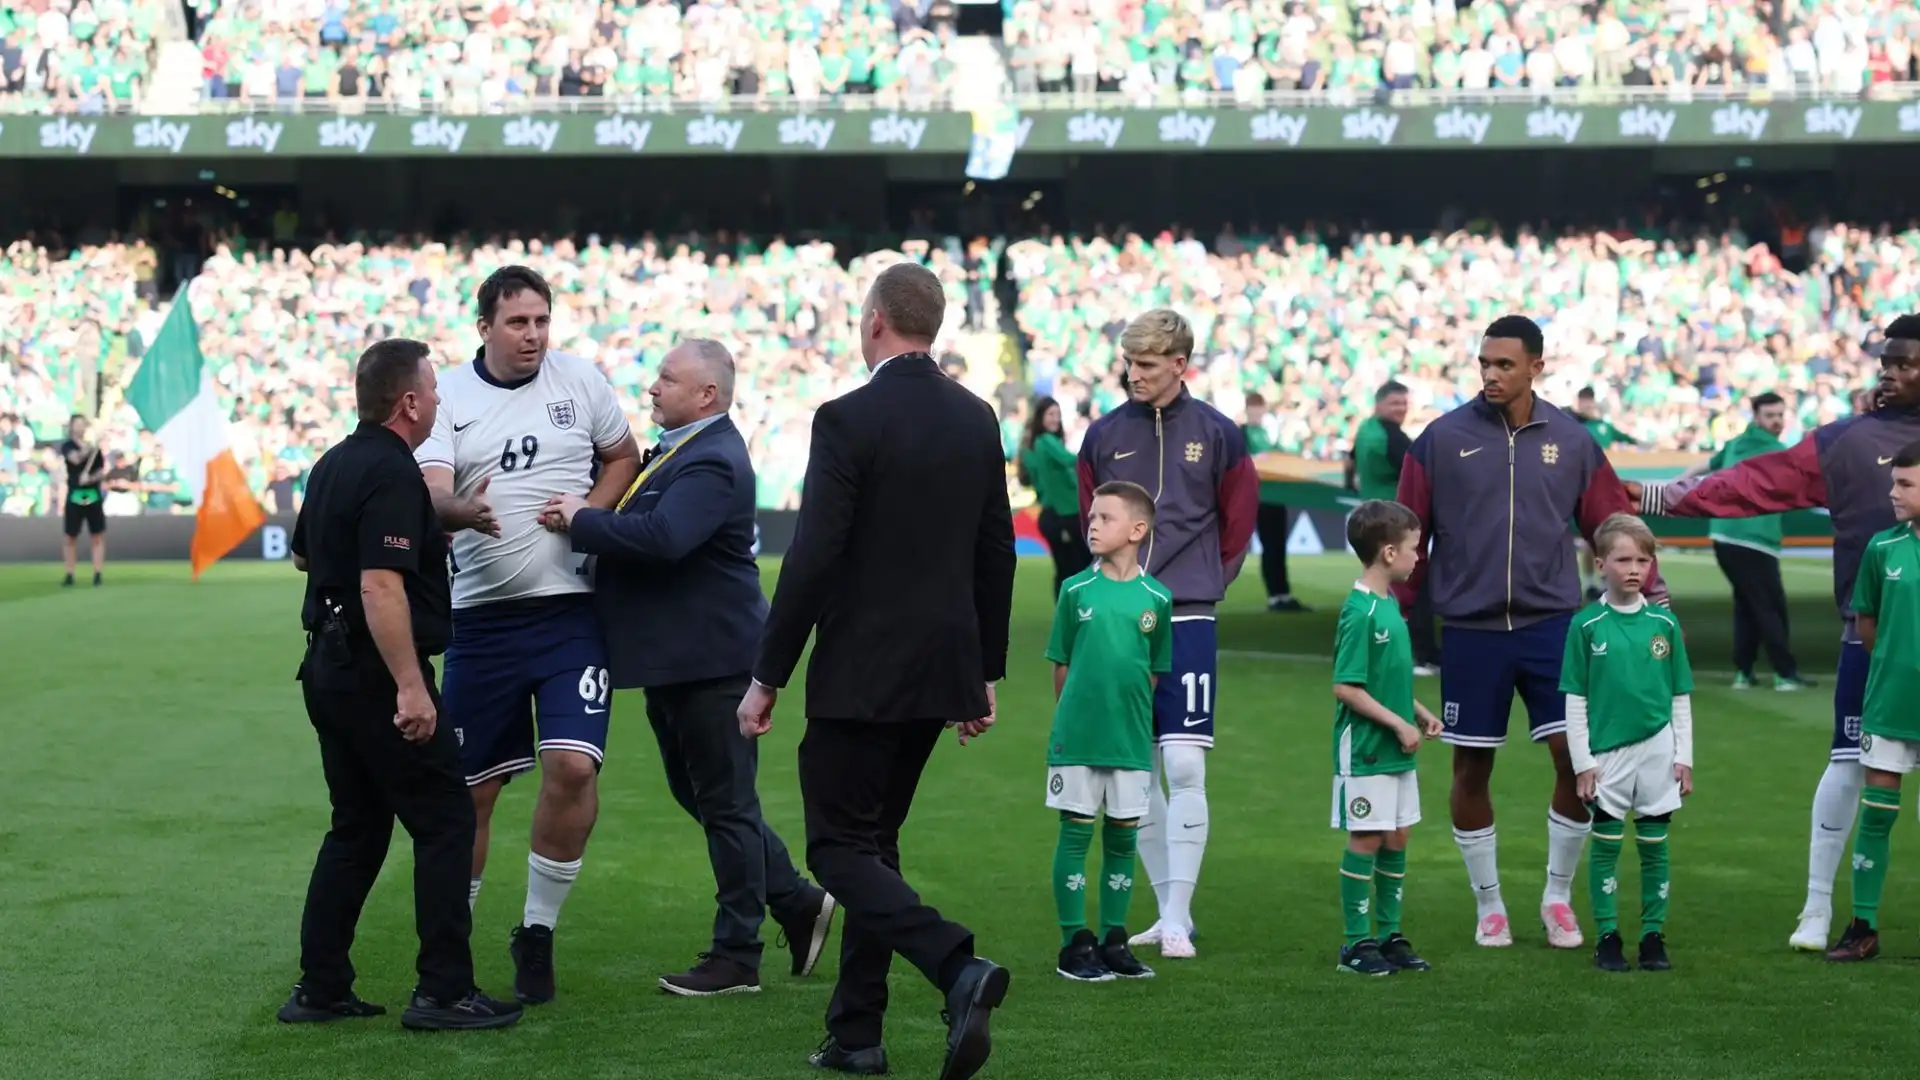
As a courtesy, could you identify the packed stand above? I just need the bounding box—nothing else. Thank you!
[1003,0,1920,104]
[188,0,960,109]
[0,0,164,113]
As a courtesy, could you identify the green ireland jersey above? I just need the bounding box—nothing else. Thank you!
[1330,585,1416,777]
[1044,565,1173,771]
[1583,416,1637,449]
[1349,417,1401,501]
[1559,599,1694,754]
[1851,525,1920,743]
[1707,424,1786,553]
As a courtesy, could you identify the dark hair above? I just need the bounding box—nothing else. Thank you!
[1092,479,1156,527]
[1246,392,1267,407]
[1893,439,1920,470]
[477,265,553,322]
[1023,395,1062,452]
[1483,314,1545,358]
[1347,499,1420,567]
[356,339,432,423]
[1750,391,1785,411]
[1887,314,1920,342]
[1577,386,1597,400]
[68,413,87,423]
[1375,380,1408,402]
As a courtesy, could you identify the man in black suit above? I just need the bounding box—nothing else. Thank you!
[739,263,1018,1080]
[542,339,836,998]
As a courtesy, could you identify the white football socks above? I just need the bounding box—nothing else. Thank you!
[525,852,582,929]
[1544,809,1592,905]
[1455,825,1505,918]
[469,877,483,912]
[1137,751,1172,916]
[1160,744,1209,933]
[1806,760,1865,917]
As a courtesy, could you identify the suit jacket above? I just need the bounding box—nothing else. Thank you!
[569,414,768,689]
[754,352,1017,723]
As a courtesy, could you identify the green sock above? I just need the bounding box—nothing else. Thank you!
[1374,846,1407,938]
[1636,818,1670,937]
[1589,822,1626,936]
[1053,816,1095,946]
[1340,848,1376,946]
[1853,784,1903,929]
[1098,818,1139,936]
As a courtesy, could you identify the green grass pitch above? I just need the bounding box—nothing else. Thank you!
[6,551,1920,1079]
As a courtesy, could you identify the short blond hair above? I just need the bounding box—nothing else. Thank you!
[1120,308,1194,360]
[1594,512,1657,559]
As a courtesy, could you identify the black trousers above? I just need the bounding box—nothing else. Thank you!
[798,718,974,1049]
[644,672,814,969]
[297,654,475,1002]
[1036,507,1092,598]
[1409,576,1440,667]
[1713,541,1799,678]
[1256,502,1292,597]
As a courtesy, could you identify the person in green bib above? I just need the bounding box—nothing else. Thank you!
[1245,392,1308,612]
[1020,395,1091,596]
[1696,392,1809,690]
[1345,381,1435,666]
[59,413,110,587]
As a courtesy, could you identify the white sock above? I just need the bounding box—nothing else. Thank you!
[1160,744,1208,933]
[525,852,582,929]
[1544,809,1591,905]
[1137,749,1171,918]
[1806,760,1865,917]
[1455,825,1505,918]
[469,877,483,912]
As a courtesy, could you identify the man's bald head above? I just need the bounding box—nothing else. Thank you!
[649,337,736,430]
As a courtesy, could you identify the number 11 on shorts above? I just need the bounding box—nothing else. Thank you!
[1182,671,1211,715]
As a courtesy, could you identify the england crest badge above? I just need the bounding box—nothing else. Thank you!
[546,399,577,430]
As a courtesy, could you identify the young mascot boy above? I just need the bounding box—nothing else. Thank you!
[1045,480,1173,982]
[1331,499,1444,975]
[1562,513,1695,973]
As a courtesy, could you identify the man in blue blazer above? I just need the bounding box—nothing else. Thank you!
[542,339,836,997]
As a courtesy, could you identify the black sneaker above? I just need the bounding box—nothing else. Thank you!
[1099,929,1155,979]
[61,574,73,587]
[399,988,523,1031]
[275,983,387,1023]
[1638,932,1671,971]
[660,952,762,996]
[509,924,556,1004]
[92,571,101,587]
[1267,595,1312,613]
[775,888,839,977]
[1379,933,1431,971]
[1595,930,1630,972]
[809,1036,890,1075]
[1337,938,1394,976]
[1056,929,1113,982]
[1826,917,1881,963]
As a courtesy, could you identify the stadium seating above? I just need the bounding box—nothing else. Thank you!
[0,0,163,112]
[2,220,1917,517]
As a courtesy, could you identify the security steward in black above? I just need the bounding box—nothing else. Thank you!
[280,338,522,1032]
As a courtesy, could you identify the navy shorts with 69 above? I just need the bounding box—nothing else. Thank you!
[1438,612,1572,749]
[441,596,612,786]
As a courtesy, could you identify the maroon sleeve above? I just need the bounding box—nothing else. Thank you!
[1389,447,1435,616]
[1076,438,1098,527]
[1577,452,1670,605]
[1651,439,1826,518]
[1217,455,1257,575]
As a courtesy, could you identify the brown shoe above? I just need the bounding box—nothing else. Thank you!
[1826,918,1881,963]
[659,953,762,996]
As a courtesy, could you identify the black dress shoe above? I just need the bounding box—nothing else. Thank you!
[776,888,839,977]
[939,957,1011,1080]
[810,1036,889,1075]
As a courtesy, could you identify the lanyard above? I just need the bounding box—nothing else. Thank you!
[615,425,707,512]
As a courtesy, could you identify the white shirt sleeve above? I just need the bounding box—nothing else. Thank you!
[584,368,631,452]
[416,399,455,471]
[1566,694,1596,774]
[1671,694,1694,769]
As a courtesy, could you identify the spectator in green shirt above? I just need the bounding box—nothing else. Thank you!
[1575,386,1640,449]
[1693,391,1809,690]
[1244,392,1307,612]
[1344,380,1411,501]
[1018,395,1090,597]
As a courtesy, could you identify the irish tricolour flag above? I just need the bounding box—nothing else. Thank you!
[124,280,266,579]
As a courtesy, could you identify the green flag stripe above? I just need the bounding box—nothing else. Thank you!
[125,286,205,432]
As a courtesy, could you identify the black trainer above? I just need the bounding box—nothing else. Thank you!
[1379,933,1431,971]
[1638,932,1671,971]
[399,988,523,1031]
[509,924,556,1004]
[1826,917,1881,963]
[275,983,387,1023]
[809,1036,890,1075]
[1337,938,1394,976]
[660,953,762,996]
[1099,928,1155,979]
[1595,930,1630,972]
[92,571,101,587]
[1056,929,1113,982]
[61,574,73,587]
[775,888,839,977]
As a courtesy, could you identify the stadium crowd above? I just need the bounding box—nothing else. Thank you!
[6,0,1920,113]
[2,214,1915,517]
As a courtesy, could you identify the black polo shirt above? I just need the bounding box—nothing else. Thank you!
[291,421,450,655]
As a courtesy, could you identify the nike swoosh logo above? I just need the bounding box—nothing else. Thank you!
[1113,450,1136,460]
[585,707,606,715]
[454,421,477,433]
[1459,447,1483,457]
[1880,456,1895,466]
[1182,716,1206,727]
[1820,824,1845,832]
